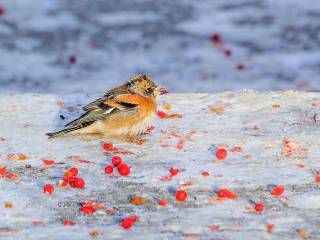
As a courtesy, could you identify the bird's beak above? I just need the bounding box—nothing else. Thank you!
[159,87,168,95]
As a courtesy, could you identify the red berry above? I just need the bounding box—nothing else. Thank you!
[210,33,221,44]
[157,111,167,118]
[68,55,77,64]
[43,159,55,166]
[217,188,230,198]
[69,167,78,177]
[0,7,6,15]
[0,166,7,176]
[6,173,17,179]
[121,217,133,229]
[202,171,209,177]
[112,156,122,166]
[146,125,155,133]
[63,220,76,226]
[224,49,232,57]
[43,184,54,194]
[71,177,85,189]
[169,168,179,176]
[255,202,264,212]
[103,143,113,151]
[217,188,237,199]
[271,186,284,196]
[58,179,69,187]
[235,63,245,70]
[175,190,187,202]
[118,164,130,176]
[216,148,227,160]
[159,199,168,206]
[64,171,74,179]
[104,165,113,174]
[316,175,320,182]
[81,205,95,214]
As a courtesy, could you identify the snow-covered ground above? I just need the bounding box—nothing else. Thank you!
[0,0,320,93]
[1,92,320,239]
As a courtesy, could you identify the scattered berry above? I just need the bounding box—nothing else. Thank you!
[118,163,130,176]
[146,125,155,133]
[58,179,69,187]
[104,165,113,174]
[235,63,245,70]
[255,202,264,212]
[43,159,55,166]
[43,184,54,194]
[210,33,221,44]
[103,143,113,151]
[0,166,7,176]
[202,171,210,177]
[217,188,230,198]
[271,186,284,196]
[157,111,167,118]
[175,190,188,202]
[6,172,17,179]
[169,168,179,176]
[81,205,95,214]
[4,202,13,208]
[224,49,232,57]
[112,156,122,166]
[64,171,74,179]
[0,7,6,16]
[216,148,227,160]
[68,55,77,64]
[209,225,220,232]
[266,223,274,232]
[63,220,76,226]
[69,167,78,177]
[121,217,134,229]
[217,188,237,199]
[71,177,85,189]
[159,199,168,206]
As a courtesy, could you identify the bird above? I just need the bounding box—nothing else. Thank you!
[46,74,164,138]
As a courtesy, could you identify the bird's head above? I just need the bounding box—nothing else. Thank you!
[126,74,164,98]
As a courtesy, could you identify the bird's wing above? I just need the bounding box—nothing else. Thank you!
[65,94,138,128]
[83,86,129,111]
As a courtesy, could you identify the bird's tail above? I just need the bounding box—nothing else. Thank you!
[46,127,79,138]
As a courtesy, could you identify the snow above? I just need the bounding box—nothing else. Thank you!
[1,0,320,93]
[0,91,320,239]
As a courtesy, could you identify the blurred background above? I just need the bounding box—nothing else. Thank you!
[0,0,320,94]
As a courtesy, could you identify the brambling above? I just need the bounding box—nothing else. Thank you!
[47,74,164,138]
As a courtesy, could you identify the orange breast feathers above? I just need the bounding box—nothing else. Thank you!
[113,94,157,116]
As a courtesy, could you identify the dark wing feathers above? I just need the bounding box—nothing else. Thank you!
[65,93,138,129]
[64,108,113,128]
[83,86,129,111]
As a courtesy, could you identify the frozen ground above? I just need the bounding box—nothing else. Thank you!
[0,92,320,239]
[1,0,320,93]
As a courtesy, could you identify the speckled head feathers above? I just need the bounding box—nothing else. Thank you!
[126,74,160,98]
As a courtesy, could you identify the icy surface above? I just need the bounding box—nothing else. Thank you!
[1,92,320,239]
[1,0,320,93]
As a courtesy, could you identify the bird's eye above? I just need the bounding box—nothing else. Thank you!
[145,88,153,94]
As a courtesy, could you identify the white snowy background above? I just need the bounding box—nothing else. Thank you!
[1,92,320,239]
[0,0,320,93]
